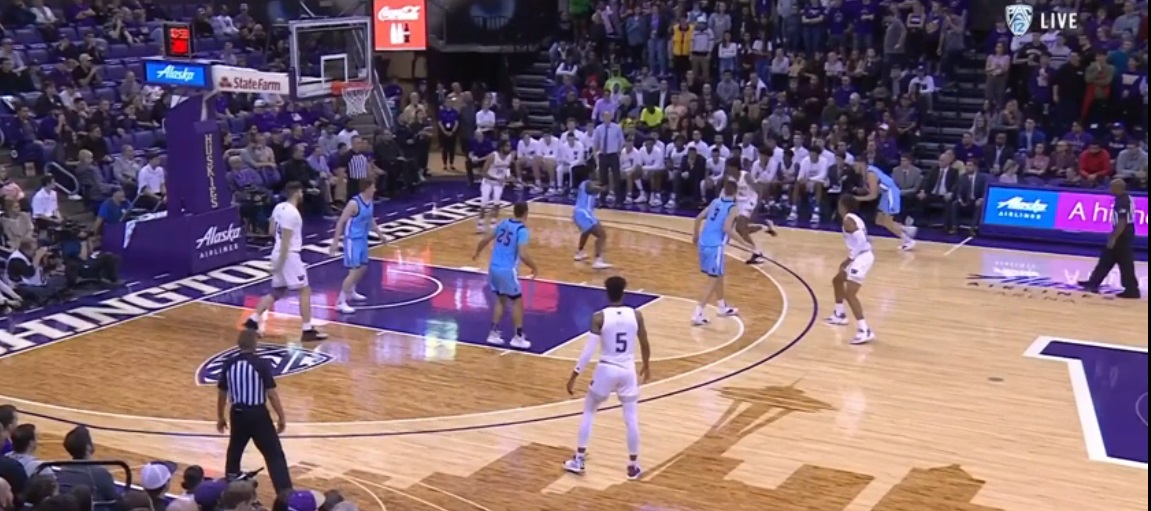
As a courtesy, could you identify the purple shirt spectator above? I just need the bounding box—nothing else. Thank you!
[278,105,314,127]
[591,96,619,121]
[953,137,984,163]
[1062,128,1093,154]
[65,0,96,26]
[247,108,277,133]
[229,167,265,190]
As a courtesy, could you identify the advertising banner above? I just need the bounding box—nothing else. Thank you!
[212,65,290,94]
[105,206,246,278]
[982,184,1148,249]
[143,58,213,89]
[373,0,427,51]
[164,95,229,216]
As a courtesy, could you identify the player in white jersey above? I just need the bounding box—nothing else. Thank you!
[563,276,651,480]
[558,131,586,194]
[657,135,689,207]
[477,140,515,232]
[725,160,775,264]
[514,132,538,188]
[532,132,560,193]
[700,146,727,200]
[243,183,328,341]
[630,135,664,205]
[828,195,876,344]
[788,147,830,225]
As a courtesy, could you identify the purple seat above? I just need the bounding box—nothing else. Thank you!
[99,163,117,185]
[94,87,116,103]
[107,44,131,59]
[14,29,41,45]
[259,168,282,189]
[76,26,98,39]
[133,130,156,149]
[126,60,144,78]
[104,64,126,81]
[56,26,77,42]
[79,89,96,103]
[28,48,49,64]
[228,117,246,133]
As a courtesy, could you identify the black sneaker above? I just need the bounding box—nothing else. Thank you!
[301,329,329,342]
[745,253,766,265]
[1117,290,1142,299]
[1077,280,1100,293]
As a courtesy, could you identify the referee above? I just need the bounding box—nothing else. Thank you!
[216,329,293,493]
[1079,178,1141,299]
[343,137,373,198]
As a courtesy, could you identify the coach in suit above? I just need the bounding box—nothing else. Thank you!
[912,150,962,225]
[982,132,1016,176]
[592,112,626,202]
[946,160,989,234]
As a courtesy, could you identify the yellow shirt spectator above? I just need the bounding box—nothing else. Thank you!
[639,106,664,128]
[671,23,694,57]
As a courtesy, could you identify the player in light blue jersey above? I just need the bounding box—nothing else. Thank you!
[855,162,918,251]
[572,180,612,269]
[473,202,540,349]
[691,179,742,326]
[330,178,385,314]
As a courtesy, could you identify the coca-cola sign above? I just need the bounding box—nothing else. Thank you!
[372,0,426,51]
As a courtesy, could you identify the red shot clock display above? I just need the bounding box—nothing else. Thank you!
[162,22,194,58]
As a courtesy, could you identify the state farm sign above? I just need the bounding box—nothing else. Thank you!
[212,65,290,94]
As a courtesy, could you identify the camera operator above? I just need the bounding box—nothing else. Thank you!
[5,237,67,304]
[60,229,121,287]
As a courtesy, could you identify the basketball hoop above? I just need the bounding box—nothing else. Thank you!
[333,81,373,116]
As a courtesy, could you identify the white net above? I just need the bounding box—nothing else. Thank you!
[339,82,373,116]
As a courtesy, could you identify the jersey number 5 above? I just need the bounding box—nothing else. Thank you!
[615,332,628,353]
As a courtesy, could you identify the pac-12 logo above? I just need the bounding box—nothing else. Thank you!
[196,343,334,385]
[1006,3,1078,36]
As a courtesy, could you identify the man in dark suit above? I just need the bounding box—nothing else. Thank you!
[982,132,1016,176]
[912,150,961,225]
[639,79,672,110]
[946,160,989,234]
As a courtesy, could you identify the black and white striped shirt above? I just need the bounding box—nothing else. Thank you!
[347,152,370,180]
[217,353,276,407]
[1113,194,1135,235]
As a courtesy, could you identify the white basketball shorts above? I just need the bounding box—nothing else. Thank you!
[480,179,505,207]
[737,195,758,217]
[589,361,640,401]
[270,252,308,290]
[845,251,875,284]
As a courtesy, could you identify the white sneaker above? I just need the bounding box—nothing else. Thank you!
[476,223,486,233]
[573,251,588,261]
[810,208,821,225]
[350,291,367,301]
[591,259,613,269]
[335,302,356,314]
[624,196,634,205]
[825,313,849,326]
[899,239,917,252]
[509,335,531,349]
[717,306,739,317]
[487,330,505,345]
[787,209,799,222]
[607,193,616,203]
[851,329,876,345]
[692,315,710,326]
[650,197,662,207]
[563,456,586,475]
[548,187,559,195]
[905,225,919,239]
[531,185,544,194]
[637,192,649,204]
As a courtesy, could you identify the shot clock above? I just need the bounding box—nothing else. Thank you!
[162,22,194,58]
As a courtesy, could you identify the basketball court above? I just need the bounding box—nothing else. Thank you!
[0,200,1145,510]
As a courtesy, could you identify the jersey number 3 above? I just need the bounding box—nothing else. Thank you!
[614,332,628,353]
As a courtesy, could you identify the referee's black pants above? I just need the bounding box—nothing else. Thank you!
[225,405,293,493]
[1086,232,1140,295]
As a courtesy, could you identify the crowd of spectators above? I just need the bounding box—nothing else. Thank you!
[424,0,1146,235]
[0,0,440,310]
[1,405,360,511]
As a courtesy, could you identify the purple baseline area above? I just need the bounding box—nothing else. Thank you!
[1040,341,1149,466]
[204,259,658,355]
